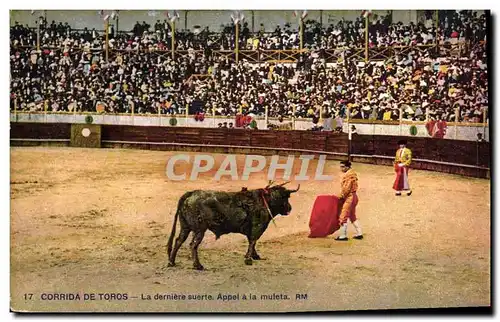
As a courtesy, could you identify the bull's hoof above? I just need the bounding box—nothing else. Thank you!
[244,258,253,265]
[167,262,176,267]
[193,264,205,271]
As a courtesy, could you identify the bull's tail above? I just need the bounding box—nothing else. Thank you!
[167,191,194,258]
[166,210,178,258]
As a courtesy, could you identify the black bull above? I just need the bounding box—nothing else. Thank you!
[167,183,300,270]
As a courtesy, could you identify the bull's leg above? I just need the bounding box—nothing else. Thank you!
[251,242,261,260]
[168,228,190,267]
[244,239,256,265]
[187,235,196,259]
[191,230,206,270]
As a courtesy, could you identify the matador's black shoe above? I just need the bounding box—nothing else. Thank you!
[334,236,349,241]
[353,235,364,240]
[407,190,412,196]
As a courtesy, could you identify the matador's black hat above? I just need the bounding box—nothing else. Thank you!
[340,160,352,167]
[397,139,407,145]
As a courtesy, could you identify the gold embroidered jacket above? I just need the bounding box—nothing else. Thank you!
[395,148,412,167]
[340,168,358,199]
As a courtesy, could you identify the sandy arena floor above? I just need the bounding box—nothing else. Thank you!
[10,147,491,312]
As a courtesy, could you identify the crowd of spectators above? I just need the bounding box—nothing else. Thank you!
[10,10,489,123]
[10,10,487,50]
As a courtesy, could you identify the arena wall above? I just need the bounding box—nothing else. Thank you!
[11,112,489,142]
[10,122,490,179]
[343,122,490,142]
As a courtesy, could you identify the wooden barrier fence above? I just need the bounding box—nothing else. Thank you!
[10,123,490,178]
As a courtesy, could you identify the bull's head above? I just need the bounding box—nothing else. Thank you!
[264,181,300,217]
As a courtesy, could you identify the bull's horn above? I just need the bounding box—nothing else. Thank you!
[266,180,275,188]
[288,184,300,193]
[278,181,291,187]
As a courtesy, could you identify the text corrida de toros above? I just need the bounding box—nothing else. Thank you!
[165,154,335,181]
[40,293,128,301]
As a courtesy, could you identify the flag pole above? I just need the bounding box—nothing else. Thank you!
[171,20,175,59]
[299,17,303,50]
[483,108,487,139]
[235,21,239,63]
[115,11,119,33]
[399,105,403,135]
[265,105,269,129]
[476,131,480,177]
[158,104,161,126]
[44,100,48,123]
[36,16,40,52]
[435,10,439,54]
[213,105,216,128]
[105,18,109,62]
[364,13,369,62]
[131,101,135,125]
[347,105,351,161]
[73,99,77,123]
